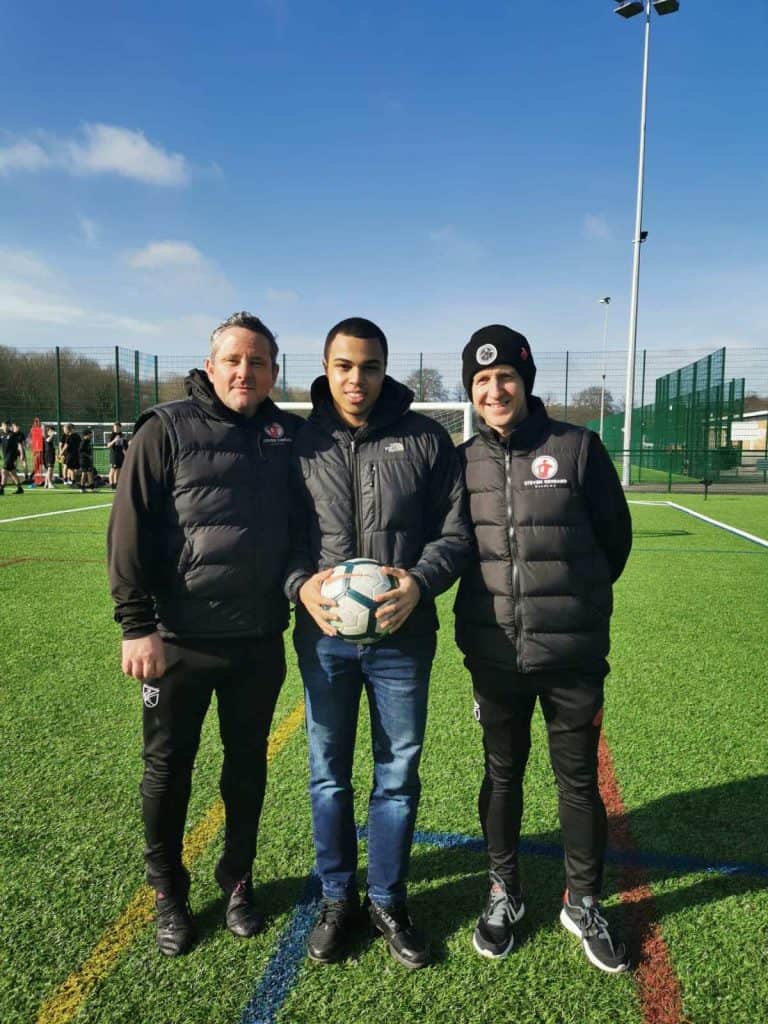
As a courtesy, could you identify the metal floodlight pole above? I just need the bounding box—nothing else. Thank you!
[598,297,611,440]
[621,0,652,487]
[616,0,679,486]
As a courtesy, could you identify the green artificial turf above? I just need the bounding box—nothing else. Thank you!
[1,491,767,1024]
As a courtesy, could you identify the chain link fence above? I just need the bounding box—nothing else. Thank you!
[2,342,766,487]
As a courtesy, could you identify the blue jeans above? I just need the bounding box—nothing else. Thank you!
[294,629,436,907]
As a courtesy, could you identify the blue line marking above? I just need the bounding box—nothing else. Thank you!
[238,871,321,1024]
[237,830,768,1022]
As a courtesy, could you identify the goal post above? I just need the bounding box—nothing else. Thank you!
[279,402,474,444]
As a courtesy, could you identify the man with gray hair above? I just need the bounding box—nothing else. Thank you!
[108,312,302,956]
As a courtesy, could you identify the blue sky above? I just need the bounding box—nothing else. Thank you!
[1,0,765,360]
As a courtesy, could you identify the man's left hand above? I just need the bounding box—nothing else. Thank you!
[374,568,421,634]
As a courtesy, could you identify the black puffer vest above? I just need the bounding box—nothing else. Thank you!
[145,372,301,638]
[455,398,613,676]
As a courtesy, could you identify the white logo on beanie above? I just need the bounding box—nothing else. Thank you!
[476,343,498,366]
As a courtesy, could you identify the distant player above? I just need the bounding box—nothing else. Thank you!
[1,420,26,495]
[60,424,81,484]
[106,422,128,489]
[43,426,57,488]
[79,428,95,492]
[455,325,632,973]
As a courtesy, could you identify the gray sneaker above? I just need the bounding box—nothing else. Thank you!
[472,871,525,959]
[560,891,629,973]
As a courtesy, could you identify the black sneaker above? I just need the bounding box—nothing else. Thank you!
[307,894,360,963]
[15,486,23,494]
[215,863,264,938]
[560,891,629,974]
[472,871,525,959]
[155,892,197,957]
[368,898,430,969]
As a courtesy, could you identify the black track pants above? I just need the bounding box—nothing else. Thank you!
[471,674,606,899]
[139,635,286,894]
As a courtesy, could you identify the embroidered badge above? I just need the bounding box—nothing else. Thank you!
[384,442,405,453]
[476,343,498,366]
[142,684,160,709]
[264,422,285,439]
[531,455,559,480]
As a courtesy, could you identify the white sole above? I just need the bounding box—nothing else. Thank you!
[559,907,629,974]
[472,900,525,960]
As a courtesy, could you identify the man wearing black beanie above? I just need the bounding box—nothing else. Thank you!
[454,324,632,973]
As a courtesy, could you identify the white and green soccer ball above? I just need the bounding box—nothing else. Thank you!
[320,558,399,644]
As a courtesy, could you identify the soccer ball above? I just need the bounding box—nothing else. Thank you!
[320,558,399,644]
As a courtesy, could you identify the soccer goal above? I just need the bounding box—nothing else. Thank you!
[280,402,474,444]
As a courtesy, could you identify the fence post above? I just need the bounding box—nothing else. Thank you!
[667,451,672,493]
[55,346,62,436]
[638,349,647,483]
[115,346,121,423]
[154,356,159,405]
[134,350,140,422]
[282,353,287,401]
[419,353,424,401]
[563,350,569,421]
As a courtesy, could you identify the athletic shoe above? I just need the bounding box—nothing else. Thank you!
[472,871,525,959]
[560,891,629,973]
[215,863,264,938]
[15,486,23,494]
[307,894,361,963]
[368,898,431,969]
[155,892,197,957]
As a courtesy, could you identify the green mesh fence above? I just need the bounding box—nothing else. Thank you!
[2,342,766,487]
[589,349,748,482]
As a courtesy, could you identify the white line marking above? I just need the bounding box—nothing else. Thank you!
[0,503,112,525]
[665,502,768,549]
[628,500,669,506]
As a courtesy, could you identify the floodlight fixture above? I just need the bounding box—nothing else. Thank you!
[615,2,644,18]
[652,0,680,14]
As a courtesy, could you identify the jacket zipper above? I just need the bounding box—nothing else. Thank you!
[505,450,523,671]
[350,437,364,556]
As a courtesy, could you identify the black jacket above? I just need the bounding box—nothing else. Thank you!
[285,375,472,636]
[454,397,632,678]
[108,369,302,640]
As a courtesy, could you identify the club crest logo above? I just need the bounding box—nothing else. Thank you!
[531,455,559,480]
[264,422,285,439]
[520,346,529,361]
[476,343,497,366]
[142,684,160,709]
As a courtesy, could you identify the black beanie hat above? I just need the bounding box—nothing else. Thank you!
[461,325,536,397]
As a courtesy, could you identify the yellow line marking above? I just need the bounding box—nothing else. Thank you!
[36,700,306,1024]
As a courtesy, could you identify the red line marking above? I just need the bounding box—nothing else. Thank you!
[599,733,684,1024]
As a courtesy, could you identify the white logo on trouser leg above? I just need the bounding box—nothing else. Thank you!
[473,699,481,723]
[142,684,160,708]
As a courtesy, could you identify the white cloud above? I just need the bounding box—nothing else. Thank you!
[79,216,99,246]
[0,139,50,173]
[0,277,160,334]
[429,225,485,262]
[583,213,612,241]
[266,287,300,305]
[0,247,54,280]
[0,124,189,186]
[128,240,205,270]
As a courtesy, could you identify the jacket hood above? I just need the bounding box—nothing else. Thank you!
[309,373,414,434]
[184,367,278,423]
